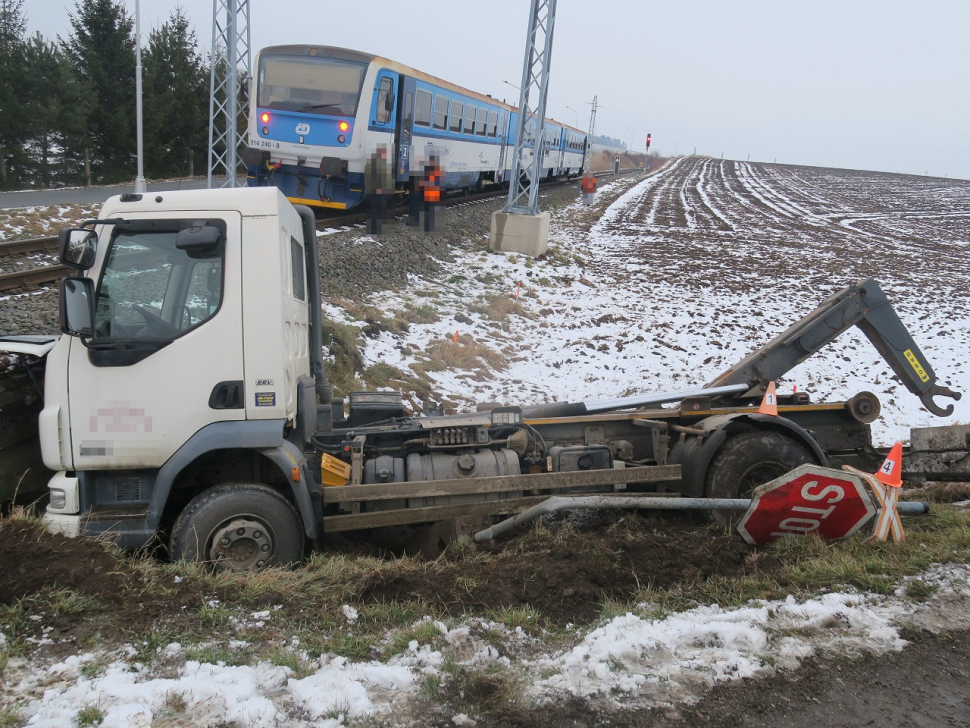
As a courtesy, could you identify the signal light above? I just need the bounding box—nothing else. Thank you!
[260,112,270,123]
[646,133,652,150]
[338,121,349,132]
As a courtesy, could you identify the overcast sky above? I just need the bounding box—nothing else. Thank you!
[21,0,970,180]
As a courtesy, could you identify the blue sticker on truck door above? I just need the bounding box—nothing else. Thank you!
[255,392,276,407]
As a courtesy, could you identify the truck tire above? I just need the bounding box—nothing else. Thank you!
[704,430,815,502]
[170,483,304,571]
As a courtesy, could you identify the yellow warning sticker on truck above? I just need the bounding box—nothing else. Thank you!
[904,349,930,383]
[255,392,277,407]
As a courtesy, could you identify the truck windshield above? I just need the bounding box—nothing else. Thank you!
[93,229,223,342]
[257,54,366,117]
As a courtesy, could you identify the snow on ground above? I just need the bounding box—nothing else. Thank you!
[7,564,970,726]
[339,160,970,445]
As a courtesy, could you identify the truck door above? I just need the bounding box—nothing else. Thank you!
[66,213,245,470]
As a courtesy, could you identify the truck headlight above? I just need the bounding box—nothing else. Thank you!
[50,489,66,510]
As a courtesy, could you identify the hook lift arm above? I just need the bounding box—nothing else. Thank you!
[705,278,961,417]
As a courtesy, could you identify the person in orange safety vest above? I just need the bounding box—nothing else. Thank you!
[419,154,442,233]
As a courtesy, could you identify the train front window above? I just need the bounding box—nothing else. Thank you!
[258,55,366,116]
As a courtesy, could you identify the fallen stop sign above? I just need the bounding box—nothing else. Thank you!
[737,464,877,545]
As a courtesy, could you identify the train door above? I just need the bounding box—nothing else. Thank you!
[396,77,417,183]
[370,69,399,182]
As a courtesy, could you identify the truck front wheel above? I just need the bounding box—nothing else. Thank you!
[170,483,305,571]
[704,430,815,501]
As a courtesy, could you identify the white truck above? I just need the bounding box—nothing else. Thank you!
[38,187,958,569]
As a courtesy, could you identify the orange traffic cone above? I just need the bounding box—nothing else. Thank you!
[875,442,903,488]
[758,381,778,416]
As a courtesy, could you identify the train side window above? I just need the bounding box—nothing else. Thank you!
[433,95,448,130]
[375,77,393,124]
[450,101,463,132]
[487,111,498,138]
[403,92,413,128]
[414,89,432,127]
[464,105,476,134]
[475,108,487,136]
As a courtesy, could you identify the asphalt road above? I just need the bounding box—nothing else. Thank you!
[0,177,227,209]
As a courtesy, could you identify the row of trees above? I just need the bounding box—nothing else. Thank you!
[0,0,211,189]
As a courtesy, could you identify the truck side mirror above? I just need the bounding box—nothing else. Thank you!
[59,229,97,270]
[176,224,223,259]
[384,92,395,113]
[59,277,94,337]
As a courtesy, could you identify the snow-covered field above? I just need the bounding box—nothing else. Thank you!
[337,158,970,445]
[8,564,970,726]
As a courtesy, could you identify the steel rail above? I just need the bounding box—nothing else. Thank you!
[0,235,58,256]
[0,264,70,294]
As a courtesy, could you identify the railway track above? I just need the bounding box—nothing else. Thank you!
[0,168,640,294]
[0,235,58,257]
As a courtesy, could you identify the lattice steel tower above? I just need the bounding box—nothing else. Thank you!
[503,0,558,215]
[207,0,251,188]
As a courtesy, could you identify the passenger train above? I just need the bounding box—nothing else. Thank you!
[244,45,588,210]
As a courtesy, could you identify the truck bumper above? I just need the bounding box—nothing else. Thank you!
[43,512,81,538]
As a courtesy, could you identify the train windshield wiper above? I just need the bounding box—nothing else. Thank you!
[296,103,341,113]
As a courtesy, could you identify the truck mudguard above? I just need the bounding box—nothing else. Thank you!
[256,441,320,539]
[146,420,312,533]
[670,413,827,497]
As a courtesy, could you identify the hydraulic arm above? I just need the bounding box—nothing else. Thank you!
[705,278,961,416]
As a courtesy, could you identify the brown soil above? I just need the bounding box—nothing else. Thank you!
[358,513,777,626]
[0,518,210,653]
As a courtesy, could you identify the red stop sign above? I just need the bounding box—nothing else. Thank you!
[737,464,876,545]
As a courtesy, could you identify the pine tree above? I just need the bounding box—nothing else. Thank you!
[66,0,135,184]
[143,8,208,178]
[0,0,29,188]
[24,33,94,186]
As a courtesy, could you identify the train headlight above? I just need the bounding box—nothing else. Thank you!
[338,121,349,132]
[262,127,269,135]
[337,135,346,144]
[260,112,270,123]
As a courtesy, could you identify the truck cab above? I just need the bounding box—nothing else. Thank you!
[45,188,319,562]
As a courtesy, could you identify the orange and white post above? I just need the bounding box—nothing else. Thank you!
[845,443,905,544]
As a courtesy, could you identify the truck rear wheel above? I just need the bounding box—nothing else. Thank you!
[170,483,304,571]
[704,430,815,502]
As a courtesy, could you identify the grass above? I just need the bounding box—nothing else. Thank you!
[184,643,249,666]
[412,334,507,377]
[4,499,970,724]
[625,506,970,618]
[75,704,105,726]
[263,646,313,677]
[364,362,407,389]
[0,708,23,728]
[321,319,365,396]
[472,293,532,322]
[438,657,522,712]
[484,605,542,635]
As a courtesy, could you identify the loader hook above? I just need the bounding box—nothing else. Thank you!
[921,385,962,417]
